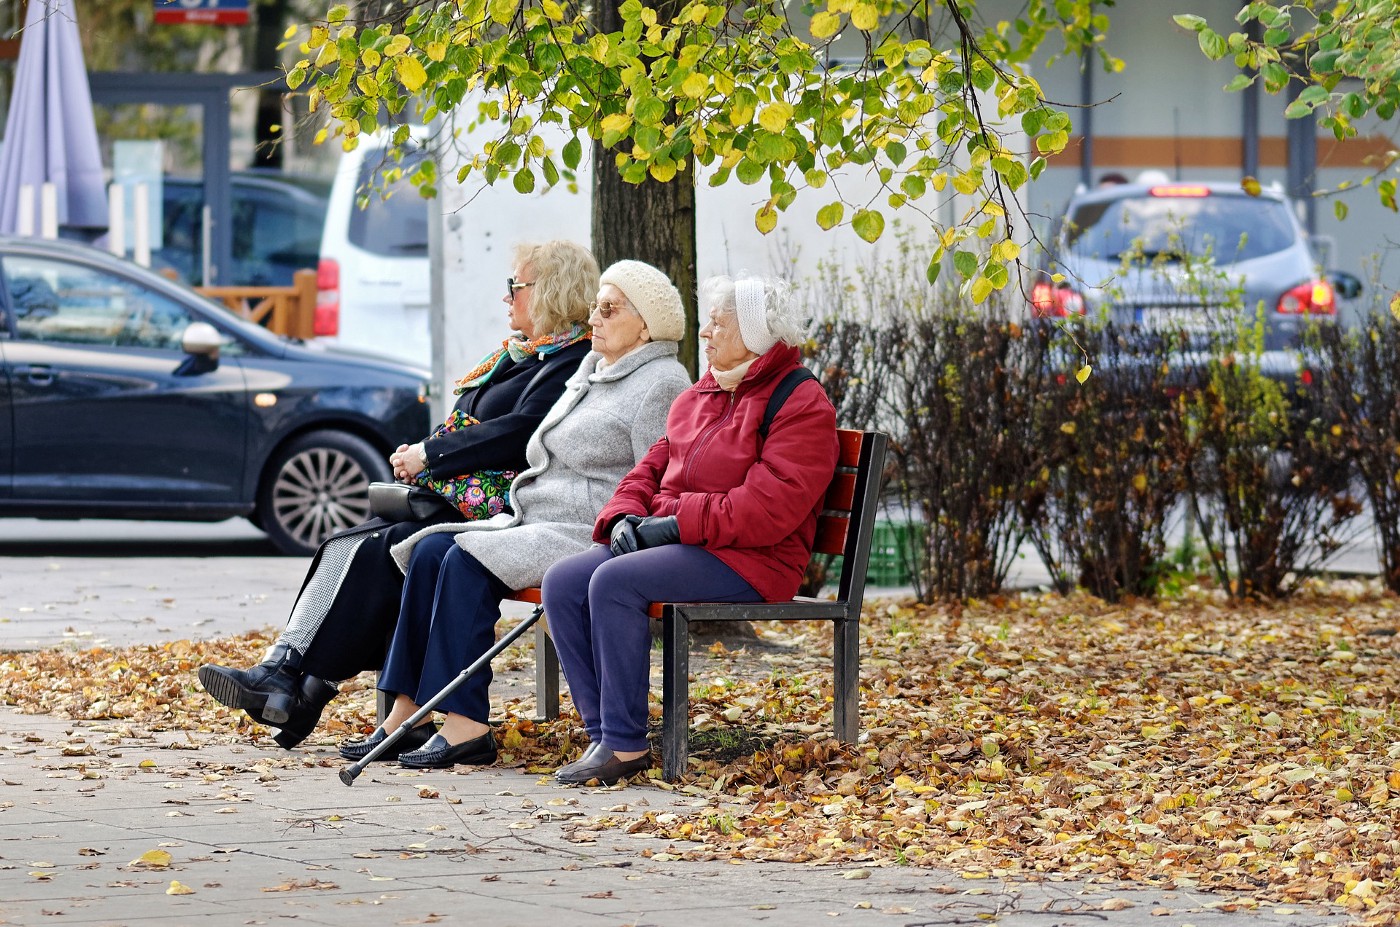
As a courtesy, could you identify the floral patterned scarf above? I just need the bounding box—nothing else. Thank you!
[454,323,591,394]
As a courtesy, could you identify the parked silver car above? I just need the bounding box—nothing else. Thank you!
[1033,181,1359,353]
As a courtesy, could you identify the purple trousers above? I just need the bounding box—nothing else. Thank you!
[542,544,759,753]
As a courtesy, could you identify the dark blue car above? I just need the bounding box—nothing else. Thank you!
[0,237,432,555]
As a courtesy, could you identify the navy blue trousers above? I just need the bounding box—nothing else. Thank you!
[378,532,510,722]
[542,544,759,753]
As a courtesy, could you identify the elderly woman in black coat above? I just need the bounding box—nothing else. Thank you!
[198,239,598,748]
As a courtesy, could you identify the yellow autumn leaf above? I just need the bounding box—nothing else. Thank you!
[1060,421,1076,434]
[361,48,381,68]
[166,880,196,895]
[601,113,632,135]
[425,42,447,62]
[1241,176,1262,196]
[395,57,427,93]
[1076,364,1092,383]
[850,2,878,30]
[755,205,778,234]
[384,34,411,56]
[1390,292,1400,321]
[810,11,841,38]
[131,849,172,869]
[682,72,709,99]
[1132,473,1148,492]
[757,103,793,133]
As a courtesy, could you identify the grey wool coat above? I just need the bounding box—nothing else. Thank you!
[390,341,690,589]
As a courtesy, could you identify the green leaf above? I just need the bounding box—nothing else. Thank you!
[816,202,844,230]
[1173,13,1208,32]
[1198,29,1228,60]
[562,137,582,171]
[1334,200,1348,221]
[1224,74,1255,93]
[513,167,536,194]
[925,258,940,285]
[953,250,978,279]
[850,208,884,243]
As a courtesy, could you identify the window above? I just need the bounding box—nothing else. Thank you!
[347,147,430,258]
[1067,195,1298,263]
[6,255,193,350]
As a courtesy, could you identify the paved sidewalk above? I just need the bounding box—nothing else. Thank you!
[0,526,1361,926]
[0,709,1350,927]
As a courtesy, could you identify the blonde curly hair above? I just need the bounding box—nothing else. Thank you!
[513,240,600,335]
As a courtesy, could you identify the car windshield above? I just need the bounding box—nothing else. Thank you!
[348,147,430,258]
[1064,193,1298,263]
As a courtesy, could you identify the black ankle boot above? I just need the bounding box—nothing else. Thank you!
[270,674,340,750]
[198,642,306,726]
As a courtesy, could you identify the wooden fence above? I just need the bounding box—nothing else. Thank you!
[193,268,318,339]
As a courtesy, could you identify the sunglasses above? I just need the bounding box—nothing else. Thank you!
[589,301,635,320]
[506,277,535,302]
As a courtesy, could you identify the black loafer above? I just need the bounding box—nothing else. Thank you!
[338,722,438,762]
[554,742,608,779]
[398,731,498,769]
[556,751,652,785]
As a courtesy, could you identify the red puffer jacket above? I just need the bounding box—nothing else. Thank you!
[593,343,838,602]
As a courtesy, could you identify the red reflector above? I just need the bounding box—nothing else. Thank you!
[315,258,340,336]
[1149,185,1210,197]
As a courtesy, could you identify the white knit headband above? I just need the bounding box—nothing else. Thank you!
[734,280,778,355]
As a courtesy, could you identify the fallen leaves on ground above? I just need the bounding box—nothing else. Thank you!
[2,581,1398,923]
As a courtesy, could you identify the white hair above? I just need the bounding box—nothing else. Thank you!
[698,273,807,350]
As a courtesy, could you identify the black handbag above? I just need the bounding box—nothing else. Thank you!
[367,482,458,522]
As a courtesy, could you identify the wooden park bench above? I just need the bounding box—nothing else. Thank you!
[509,427,888,781]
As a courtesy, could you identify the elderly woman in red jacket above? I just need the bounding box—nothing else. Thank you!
[540,274,838,785]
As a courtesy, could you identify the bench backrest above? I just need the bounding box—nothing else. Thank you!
[815,428,887,610]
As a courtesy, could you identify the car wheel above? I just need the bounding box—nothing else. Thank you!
[256,430,390,556]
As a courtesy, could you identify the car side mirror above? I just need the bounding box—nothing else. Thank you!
[1329,271,1363,300]
[181,321,224,358]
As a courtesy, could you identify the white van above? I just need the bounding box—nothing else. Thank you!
[316,128,434,365]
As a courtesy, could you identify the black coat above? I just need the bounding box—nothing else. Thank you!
[294,339,592,680]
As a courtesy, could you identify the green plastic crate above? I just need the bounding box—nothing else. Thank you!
[866,520,925,586]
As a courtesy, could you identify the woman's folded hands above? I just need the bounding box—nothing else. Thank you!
[609,515,680,555]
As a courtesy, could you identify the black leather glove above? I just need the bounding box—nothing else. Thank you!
[609,515,645,556]
[634,515,681,549]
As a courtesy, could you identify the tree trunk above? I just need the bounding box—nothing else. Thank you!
[590,0,698,378]
[589,153,698,377]
[591,0,760,647]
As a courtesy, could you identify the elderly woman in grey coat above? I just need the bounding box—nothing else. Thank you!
[338,260,690,768]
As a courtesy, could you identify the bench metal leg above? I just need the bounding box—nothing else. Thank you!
[833,616,859,743]
[534,618,559,721]
[661,612,690,781]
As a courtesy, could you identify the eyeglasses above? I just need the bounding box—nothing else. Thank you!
[589,300,636,320]
[506,277,536,302]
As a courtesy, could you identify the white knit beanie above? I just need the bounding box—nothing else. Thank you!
[598,260,685,343]
[734,279,779,355]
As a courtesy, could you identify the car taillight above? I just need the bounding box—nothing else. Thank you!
[315,258,340,336]
[1277,280,1336,315]
[1031,281,1086,317]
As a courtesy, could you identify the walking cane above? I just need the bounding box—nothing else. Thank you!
[339,605,544,786]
